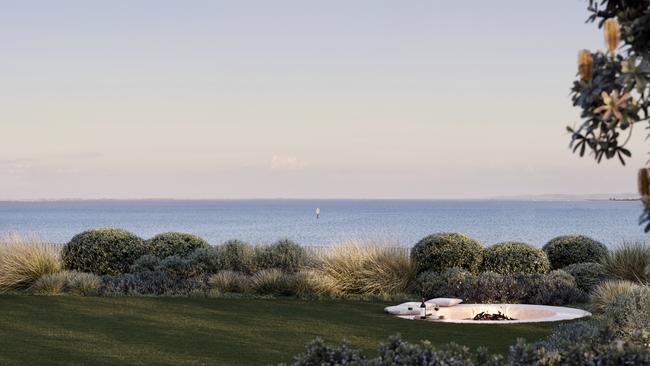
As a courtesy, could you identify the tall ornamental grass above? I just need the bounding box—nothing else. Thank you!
[601,242,650,284]
[0,235,61,292]
[309,240,414,296]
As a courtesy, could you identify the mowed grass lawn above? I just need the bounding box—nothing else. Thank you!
[0,295,558,365]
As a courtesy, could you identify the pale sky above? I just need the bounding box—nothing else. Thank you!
[0,0,645,199]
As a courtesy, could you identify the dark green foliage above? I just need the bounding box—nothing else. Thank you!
[61,228,146,275]
[410,232,484,274]
[482,242,550,275]
[517,270,587,306]
[543,235,608,269]
[100,271,206,296]
[255,239,307,272]
[562,262,609,292]
[145,232,209,258]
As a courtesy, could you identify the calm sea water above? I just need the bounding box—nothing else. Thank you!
[0,200,646,247]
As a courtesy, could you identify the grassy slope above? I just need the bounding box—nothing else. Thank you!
[0,296,557,366]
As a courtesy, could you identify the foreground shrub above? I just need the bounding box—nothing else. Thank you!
[562,262,608,292]
[482,241,549,275]
[100,271,206,296]
[412,267,472,299]
[62,228,146,275]
[310,241,414,296]
[518,270,586,305]
[601,242,650,283]
[250,269,296,295]
[411,233,483,274]
[463,271,525,303]
[255,239,307,272]
[145,232,209,258]
[604,285,650,341]
[31,271,100,296]
[540,320,607,351]
[543,235,608,269]
[286,334,650,366]
[591,279,640,314]
[0,235,61,292]
[208,270,250,293]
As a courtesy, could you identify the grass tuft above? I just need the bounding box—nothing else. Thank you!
[0,234,61,292]
[308,240,415,296]
[600,242,650,283]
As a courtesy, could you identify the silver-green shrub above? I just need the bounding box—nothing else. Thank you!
[410,233,483,274]
[145,232,209,258]
[31,270,100,296]
[463,271,525,303]
[562,262,609,292]
[255,239,307,272]
[61,228,146,275]
[482,241,550,275]
[543,235,608,269]
[518,270,587,305]
[604,285,650,340]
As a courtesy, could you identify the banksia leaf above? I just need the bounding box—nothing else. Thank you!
[604,18,620,55]
[578,49,593,82]
[638,168,649,198]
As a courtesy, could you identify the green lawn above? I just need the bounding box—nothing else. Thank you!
[0,295,558,365]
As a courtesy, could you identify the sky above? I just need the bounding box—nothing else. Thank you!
[0,0,645,199]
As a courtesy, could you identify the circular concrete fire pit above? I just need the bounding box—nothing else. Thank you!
[396,304,591,324]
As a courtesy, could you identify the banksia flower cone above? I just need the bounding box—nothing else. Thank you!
[639,168,650,198]
[578,50,593,81]
[604,18,620,55]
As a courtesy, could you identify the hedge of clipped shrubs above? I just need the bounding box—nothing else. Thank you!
[481,241,550,275]
[543,235,608,269]
[61,228,146,275]
[411,233,483,274]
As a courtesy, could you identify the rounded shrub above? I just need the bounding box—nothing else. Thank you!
[61,228,146,275]
[519,270,586,305]
[543,235,608,269]
[145,232,209,259]
[255,239,307,272]
[562,262,609,292]
[411,233,483,274]
[482,241,550,275]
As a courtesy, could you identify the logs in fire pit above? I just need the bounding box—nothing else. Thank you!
[471,311,516,321]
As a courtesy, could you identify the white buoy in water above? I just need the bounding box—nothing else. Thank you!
[316,207,320,219]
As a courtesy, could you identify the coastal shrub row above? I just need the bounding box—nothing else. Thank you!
[410,232,607,277]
